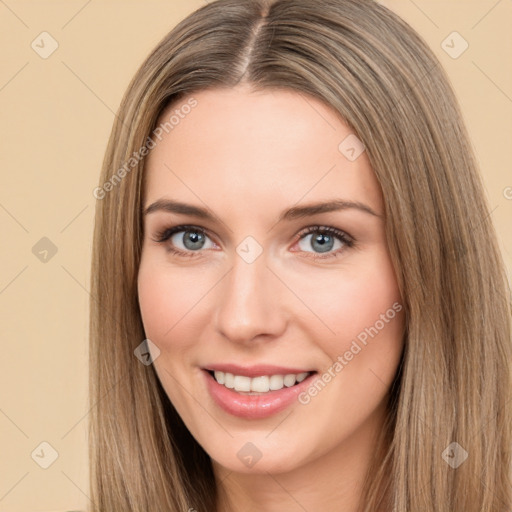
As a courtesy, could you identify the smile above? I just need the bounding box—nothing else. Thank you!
[210,370,312,394]
[202,369,319,419]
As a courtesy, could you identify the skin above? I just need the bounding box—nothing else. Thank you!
[137,85,405,512]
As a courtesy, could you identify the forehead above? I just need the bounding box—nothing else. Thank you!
[143,86,382,216]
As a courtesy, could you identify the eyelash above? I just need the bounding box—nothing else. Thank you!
[151,224,355,261]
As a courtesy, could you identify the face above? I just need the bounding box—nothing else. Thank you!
[137,85,405,476]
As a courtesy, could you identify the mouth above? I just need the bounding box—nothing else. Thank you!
[202,368,319,419]
[205,369,317,395]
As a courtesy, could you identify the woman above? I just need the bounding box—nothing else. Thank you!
[89,0,512,510]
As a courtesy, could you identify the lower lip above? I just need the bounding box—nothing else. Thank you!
[202,370,318,420]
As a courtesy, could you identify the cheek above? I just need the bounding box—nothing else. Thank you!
[301,251,404,378]
[137,259,219,360]
[335,270,401,342]
[137,265,171,340]
[137,262,199,409]
[297,253,402,338]
[137,262,195,349]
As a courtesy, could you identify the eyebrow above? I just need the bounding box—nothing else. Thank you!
[143,198,381,222]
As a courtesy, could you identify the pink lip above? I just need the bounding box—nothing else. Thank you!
[202,369,318,420]
[203,363,314,378]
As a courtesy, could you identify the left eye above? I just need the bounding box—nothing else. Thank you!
[153,225,215,254]
[294,226,353,258]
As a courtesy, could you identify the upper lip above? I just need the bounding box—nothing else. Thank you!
[203,364,315,378]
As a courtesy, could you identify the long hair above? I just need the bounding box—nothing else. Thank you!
[88,0,512,510]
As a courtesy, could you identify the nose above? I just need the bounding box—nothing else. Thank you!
[213,249,288,344]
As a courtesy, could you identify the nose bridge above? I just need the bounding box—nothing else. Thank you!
[214,245,285,343]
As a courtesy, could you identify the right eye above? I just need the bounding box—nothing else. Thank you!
[152,224,217,258]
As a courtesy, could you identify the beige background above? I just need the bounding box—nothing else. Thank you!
[0,1,510,511]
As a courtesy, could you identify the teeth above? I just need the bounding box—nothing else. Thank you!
[212,371,311,393]
[251,375,270,392]
[283,374,296,387]
[234,375,251,392]
[269,374,284,390]
[296,372,309,383]
[224,372,234,389]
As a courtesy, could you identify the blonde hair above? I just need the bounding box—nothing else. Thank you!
[89,0,512,510]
